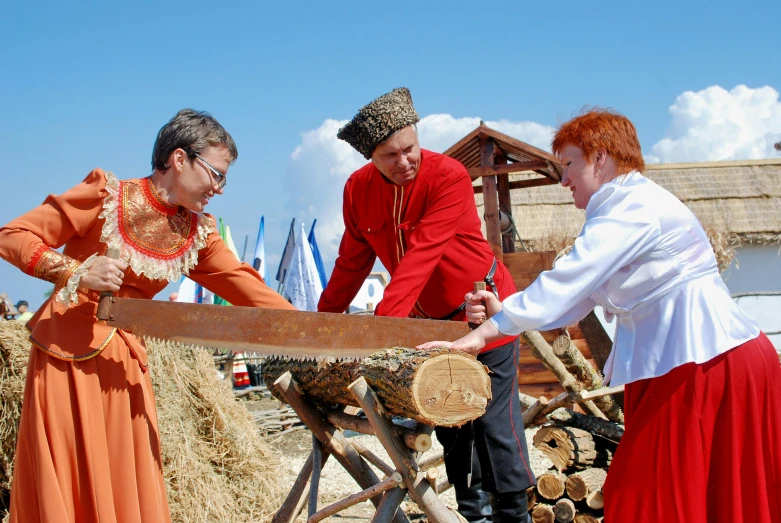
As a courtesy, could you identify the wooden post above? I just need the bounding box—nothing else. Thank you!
[272,450,331,523]
[371,487,411,523]
[348,377,461,523]
[308,473,404,523]
[308,434,322,518]
[480,135,503,261]
[494,148,515,254]
[273,372,408,523]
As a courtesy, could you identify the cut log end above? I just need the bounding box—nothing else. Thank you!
[411,352,491,427]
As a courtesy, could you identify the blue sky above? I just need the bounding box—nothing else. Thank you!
[1,0,780,308]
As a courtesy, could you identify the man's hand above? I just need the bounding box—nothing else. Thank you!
[79,256,128,292]
[464,289,503,325]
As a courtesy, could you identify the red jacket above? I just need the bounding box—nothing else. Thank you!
[318,150,517,351]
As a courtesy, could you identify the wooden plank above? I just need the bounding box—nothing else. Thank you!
[467,160,548,179]
[503,251,555,291]
[480,136,503,260]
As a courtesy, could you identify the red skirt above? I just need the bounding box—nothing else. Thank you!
[603,333,781,523]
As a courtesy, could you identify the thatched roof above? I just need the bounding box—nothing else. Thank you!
[475,158,781,256]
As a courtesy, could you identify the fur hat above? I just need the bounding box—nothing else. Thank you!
[337,87,420,159]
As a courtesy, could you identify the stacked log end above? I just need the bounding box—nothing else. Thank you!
[526,421,613,521]
[262,347,491,427]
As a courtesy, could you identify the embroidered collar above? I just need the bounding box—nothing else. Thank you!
[98,171,214,282]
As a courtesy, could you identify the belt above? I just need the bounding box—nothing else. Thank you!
[435,258,499,321]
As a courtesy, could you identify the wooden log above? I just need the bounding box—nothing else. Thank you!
[417,451,445,471]
[308,434,322,518]
[553,498,577,523]
[522,396,549,426]
[548,408,624,443]
[565,468,607,502]
[371,487,411,523]
[350,439,395,477]
[348,377,461,523]
[536,470,567,500]
[533,426,597,472]
[586,490,604,510]
[325,410,432,452]
[551,335,624,424]
[272,450,331,523]
[573,514,602,523]
[531,503,556,523]
[521,331,606,419]
[273,372,407,523]
[308,472,403,523]
[527,487,539,510]
[263,348,491,427]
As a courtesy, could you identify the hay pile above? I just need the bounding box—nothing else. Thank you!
[0,324,283,522]
[0,321,28,520]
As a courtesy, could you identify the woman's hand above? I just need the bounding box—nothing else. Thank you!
[465,289,503,325]
[79,256,128,292]
[417,320,503,357]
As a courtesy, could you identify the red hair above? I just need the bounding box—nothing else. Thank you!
[552,108,645,174]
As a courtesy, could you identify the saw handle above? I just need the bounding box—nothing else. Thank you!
[468,281,487,330]
[96,247,120,321]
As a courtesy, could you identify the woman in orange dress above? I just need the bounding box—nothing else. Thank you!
[0,109,294,522]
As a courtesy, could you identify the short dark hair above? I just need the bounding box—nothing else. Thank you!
[15,300,28,308]
[151,109,238,171]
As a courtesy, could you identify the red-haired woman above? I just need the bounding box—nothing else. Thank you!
[420,109,781,522]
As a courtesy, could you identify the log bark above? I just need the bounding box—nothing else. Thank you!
[551,335,623,424]
[548,408,624,443]
[263,348,491,427]
[553,498,576,523]
[578,311,623,410]
[325,410,431,452]
[535,470,567,500]
[565,468,607,502]
[530,503,555,523]
[533,426,610,472]
[521,331,606,419]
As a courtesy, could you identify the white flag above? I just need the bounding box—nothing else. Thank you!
[176,277,214,304]
[283,223,324,311]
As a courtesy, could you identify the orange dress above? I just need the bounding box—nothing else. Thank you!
[0,169,294,523]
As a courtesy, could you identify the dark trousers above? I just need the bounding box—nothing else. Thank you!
[436,339,535,521]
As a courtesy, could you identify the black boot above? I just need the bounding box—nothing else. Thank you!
[454,482,493,522]
[489,491,529,523]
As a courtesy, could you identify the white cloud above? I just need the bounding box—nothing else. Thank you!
[646,85,781,164]
[286,115,555,266]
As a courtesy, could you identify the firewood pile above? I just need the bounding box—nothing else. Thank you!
[519,324,625,523]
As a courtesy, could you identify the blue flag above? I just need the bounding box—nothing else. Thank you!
[252,216,270,283]
[307,219,328,290]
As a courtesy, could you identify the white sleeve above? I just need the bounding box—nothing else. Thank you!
[490,186,660,336]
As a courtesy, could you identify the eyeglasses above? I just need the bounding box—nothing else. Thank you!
[186,149,227,189]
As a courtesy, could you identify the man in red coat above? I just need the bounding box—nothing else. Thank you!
[318,88,534,522]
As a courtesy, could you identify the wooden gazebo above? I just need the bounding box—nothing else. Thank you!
[444,121,562,258]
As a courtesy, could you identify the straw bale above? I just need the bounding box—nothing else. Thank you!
[0,327,283,523]
[0,322,29,519]
[147,338,283,523]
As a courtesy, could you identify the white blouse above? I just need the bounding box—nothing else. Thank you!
[490,171,759,386]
